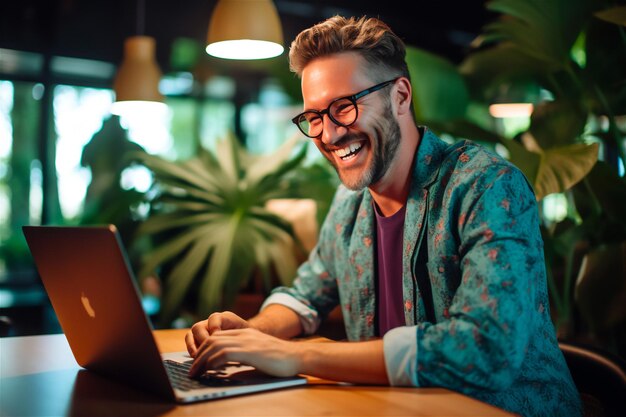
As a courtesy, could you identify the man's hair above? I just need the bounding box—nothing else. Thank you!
[288,15,410,83]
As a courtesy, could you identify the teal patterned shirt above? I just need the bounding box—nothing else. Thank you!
[263,128,582,417]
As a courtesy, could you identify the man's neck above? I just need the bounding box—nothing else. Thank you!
[369,126,421,217]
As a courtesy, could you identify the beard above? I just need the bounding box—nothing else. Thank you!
[325,99,401,191]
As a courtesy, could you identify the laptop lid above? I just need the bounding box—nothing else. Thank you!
[22,225,306,403]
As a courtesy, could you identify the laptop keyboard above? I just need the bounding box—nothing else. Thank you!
[163,359,244,391]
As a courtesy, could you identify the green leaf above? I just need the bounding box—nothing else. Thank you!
[502,138,599,200]
[531,140,599,200]
[135,152,212,192]
[267,238,299,286]
[575,241,626,332]
[485,0,592,68]
[161,235,215,321]
[255,143,308,199]
[594,6,626,27]
[583,161,626,229]
[138,224,214,279]
[246,133,302,183]
[585,14,626,115]
[150,196,216,212]
[426,119,504,144]
[405,46,469,122]
[529,100,587,148]
[138,212,221,235]
[215,132,243,182]
[459,43,557,100]
[483,19,561,66]
[502,138,541,190]
[197,217,240,317]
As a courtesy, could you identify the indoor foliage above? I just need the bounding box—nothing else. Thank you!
[406,0,626,353]
[134,134,336,324]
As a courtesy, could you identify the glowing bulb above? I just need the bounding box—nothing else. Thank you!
[206,40,284,60]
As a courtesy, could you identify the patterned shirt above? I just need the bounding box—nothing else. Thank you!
[262,128,582,417]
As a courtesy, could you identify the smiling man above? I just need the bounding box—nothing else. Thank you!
[185,16,581,417]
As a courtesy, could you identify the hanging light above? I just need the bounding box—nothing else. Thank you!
[111,0,167,116]
[489,103,534,118]
[206,0,284,60]
[488,80,538,119]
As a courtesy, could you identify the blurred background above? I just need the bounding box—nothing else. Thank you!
[0,0,624,362]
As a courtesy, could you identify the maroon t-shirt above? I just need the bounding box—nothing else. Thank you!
[374,203,406,336]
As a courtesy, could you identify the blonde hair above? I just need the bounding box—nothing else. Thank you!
[288,15,410,83]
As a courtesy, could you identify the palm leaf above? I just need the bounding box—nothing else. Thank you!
[138,212,221,235]
[246,133,303,183]
[197,216,241,318]
[594,6,626,27]
[161,234,216,321]
[135,152,213,191]
[135,131,336,324]
[150,196,218,212]
[138,224,214,279]
[215,131,243,182]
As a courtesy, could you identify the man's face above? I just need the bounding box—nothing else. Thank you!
[300,53,401,190]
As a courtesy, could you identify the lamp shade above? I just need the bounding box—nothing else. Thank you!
[111,36,165,115]
[206,0,284,60]
[489,103,534,118]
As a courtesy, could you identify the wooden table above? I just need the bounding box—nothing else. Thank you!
[0,329,517,416]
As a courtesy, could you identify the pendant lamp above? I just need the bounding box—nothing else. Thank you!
[206,0,284,60]
[111,0,166,115]
[488,81,537,119]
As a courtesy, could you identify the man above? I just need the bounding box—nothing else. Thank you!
[186,16,581,417]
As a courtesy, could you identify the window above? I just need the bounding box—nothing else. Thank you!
[0,49,305,335]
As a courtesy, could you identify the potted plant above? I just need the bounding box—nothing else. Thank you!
[133,133,337,326]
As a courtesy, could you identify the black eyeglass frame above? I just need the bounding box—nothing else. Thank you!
[291,78,399,138]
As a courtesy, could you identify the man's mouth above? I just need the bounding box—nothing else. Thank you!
[334,141,363,161]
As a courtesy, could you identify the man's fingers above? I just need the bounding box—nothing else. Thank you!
[185,313,249,363]
[185,320,211,357]
[189,337,240,377]
[191,320,210,340]
[206,311,248,334]
[206,313,224,334]
[185,331,197,357]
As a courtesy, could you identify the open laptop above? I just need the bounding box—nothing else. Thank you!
[22,225,307,403]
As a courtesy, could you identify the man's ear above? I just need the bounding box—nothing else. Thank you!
[394,77,413,116]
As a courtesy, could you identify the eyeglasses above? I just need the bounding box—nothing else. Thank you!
[292,78,398,139]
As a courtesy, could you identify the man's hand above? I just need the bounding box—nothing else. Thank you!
[188,328,301,378]
[187,327,388,385]
[185,311,249,358]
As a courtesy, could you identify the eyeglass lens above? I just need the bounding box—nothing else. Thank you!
[298,97,357,138]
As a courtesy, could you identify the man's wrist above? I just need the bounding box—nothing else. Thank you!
[247,304,303,339]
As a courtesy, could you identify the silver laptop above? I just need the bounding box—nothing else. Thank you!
[22,225,307,403]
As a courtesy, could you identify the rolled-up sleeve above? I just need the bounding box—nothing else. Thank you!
[260,292,321,335]
[383,325,420,386]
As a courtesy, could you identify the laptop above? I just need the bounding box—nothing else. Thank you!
[22,225,307,403]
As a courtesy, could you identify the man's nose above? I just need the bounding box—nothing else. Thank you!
[320,115,347,145]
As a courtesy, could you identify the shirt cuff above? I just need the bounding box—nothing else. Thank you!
[383,325,420,387]
[260,292,321,335]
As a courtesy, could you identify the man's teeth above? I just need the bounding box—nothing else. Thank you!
[335,142,362,158]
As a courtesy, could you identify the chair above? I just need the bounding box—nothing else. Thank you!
[559,342,626,417]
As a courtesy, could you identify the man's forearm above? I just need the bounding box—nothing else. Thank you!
[248,304,303,339]
[238,304,389,384]
[295,338,389,385]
